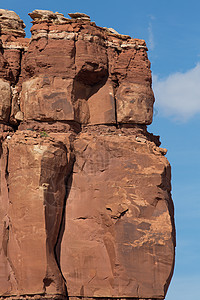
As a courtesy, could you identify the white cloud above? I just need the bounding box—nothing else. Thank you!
[153,63,200,121]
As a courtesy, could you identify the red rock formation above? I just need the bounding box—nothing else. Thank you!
[61,126,175,299]
[0,9,175,300]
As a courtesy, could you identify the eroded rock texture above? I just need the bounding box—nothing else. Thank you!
[0,9,175,300]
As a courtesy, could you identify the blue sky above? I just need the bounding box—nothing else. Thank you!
[2,1,200,299]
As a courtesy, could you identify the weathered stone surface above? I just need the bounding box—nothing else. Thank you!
[0,8,175,300]
[21,38,75,80]
[0,9,25,37]
[68,12,91,21]
[87,80,116,124]
[2,48,22,84]
[0,79,11,122]
[21,76,75,121]
[75,39,108,85]
[0,41,28,84]
[116,83,155,124]
[0,140,12,294]
[0,9,28,88]
[18,9,154,126]
[29,9,69,23]
[0,131,73,296]
[29,9,59,21]
[61,126,175,299]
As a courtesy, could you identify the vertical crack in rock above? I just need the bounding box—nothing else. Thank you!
[4,145,9,196]
[54,149,75,299]
[112,77,120,127]
[40,142,73,296]
[157,164,176,247]
[14,49,23,85]
[2,216,19,293]
[2,215,9,257]
[0,143,18,293]
[125,53,135,80]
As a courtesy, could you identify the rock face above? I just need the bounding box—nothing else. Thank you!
[0,9,175,300]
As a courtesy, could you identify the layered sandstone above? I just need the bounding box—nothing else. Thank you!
[0,9,175,300]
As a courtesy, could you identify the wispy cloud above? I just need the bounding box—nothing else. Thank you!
[153,63,200,121]
[148,15,155,51]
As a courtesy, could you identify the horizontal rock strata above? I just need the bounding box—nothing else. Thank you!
[0,8,175,300]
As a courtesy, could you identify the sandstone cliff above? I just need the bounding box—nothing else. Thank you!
[0,9,175,300]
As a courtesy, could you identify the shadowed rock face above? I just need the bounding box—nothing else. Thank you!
[0,9,175,300]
